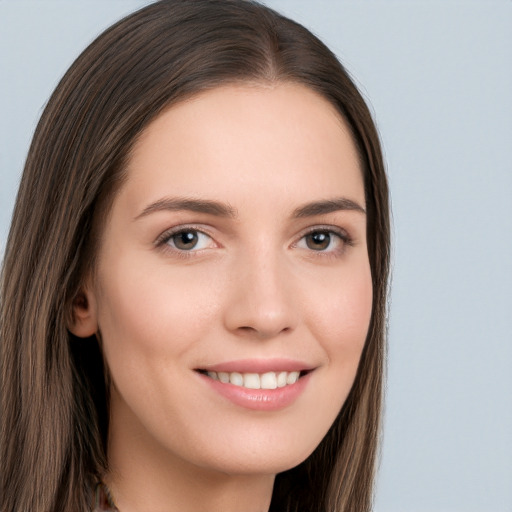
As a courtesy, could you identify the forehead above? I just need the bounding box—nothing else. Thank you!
[119,82,364,215]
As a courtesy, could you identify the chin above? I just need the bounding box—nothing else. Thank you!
[190,433,320,477]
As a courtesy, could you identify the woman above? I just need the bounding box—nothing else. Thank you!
[0,1,390,511]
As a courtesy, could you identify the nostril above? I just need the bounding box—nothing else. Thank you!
[237,326,258,335]
[235,324,292,339]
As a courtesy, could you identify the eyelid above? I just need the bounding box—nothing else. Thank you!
[295,225,353,243]
[155,224,218,252]
[154,223,354,259]
[292,224,354,254]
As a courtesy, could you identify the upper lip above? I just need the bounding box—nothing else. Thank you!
[196,358,315,374]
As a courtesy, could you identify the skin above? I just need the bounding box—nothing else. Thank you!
[71,83,372,512]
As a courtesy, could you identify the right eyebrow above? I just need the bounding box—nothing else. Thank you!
[292,197,366,218]
[134,197,238,221]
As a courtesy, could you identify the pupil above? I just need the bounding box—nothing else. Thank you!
[173,231,198,250]
[307,232,330,250]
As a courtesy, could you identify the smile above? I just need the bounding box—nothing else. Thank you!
[195,359,314,410]
[204,370,301,389]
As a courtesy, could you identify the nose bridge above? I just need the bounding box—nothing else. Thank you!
[224,243,297,339]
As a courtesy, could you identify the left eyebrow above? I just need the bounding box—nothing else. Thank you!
[292,197,366,218]
[134,197,238,220]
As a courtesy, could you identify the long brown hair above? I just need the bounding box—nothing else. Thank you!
[0,1,390,511]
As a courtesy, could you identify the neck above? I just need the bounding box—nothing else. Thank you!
[104,389,275,512]
[104,467,274,512]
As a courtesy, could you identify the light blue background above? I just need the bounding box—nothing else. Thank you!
[1,2,511,511]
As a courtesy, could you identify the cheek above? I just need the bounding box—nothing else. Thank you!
[280,260,372,461]
[308,260,373,356]
[94,255,224,367]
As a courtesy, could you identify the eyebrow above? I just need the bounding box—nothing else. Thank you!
[135,196,365,221]
[292,197,366,218]
[135,197,238,220]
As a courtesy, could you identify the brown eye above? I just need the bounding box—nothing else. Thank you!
[172,230,199,250]
[305,231,331,250]
[159,227,216,254]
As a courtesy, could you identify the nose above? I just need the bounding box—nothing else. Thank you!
[223,250,298,340]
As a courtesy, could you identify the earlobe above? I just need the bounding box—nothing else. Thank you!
[68,287,98,338]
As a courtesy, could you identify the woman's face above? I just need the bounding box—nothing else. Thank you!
[77,83,372,476]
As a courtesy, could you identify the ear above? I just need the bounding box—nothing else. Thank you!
[68,284,98,338]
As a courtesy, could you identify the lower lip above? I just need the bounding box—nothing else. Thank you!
[198,372,312,411]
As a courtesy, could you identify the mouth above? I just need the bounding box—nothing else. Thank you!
[194,361,314,410]
[195,369,312,390]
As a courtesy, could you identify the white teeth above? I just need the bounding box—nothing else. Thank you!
[276,371,288,388]
[229,372,244,386]
[286,371,300,385]
[243,373,260,389]
[260,372,277,389]
[218,372,230,384]
[205,370,302,389]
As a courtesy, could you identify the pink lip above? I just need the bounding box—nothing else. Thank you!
[196,361,314,412]
[200,358,314,374]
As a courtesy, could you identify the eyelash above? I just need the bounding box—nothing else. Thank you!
[294,226,354,258]
[155,224,354,259]
[155,224,217,259]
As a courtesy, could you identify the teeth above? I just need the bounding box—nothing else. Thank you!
[218,372,230,384]
[277,371,288,388]
[260,372,277,389]
[286,371,300,385]
[230,372,243,386]
[243,373,260,389]
[205,370,302,389]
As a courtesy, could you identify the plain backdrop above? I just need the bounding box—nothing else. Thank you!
[1,2,511,511]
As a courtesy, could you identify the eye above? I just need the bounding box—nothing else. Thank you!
[304,231,332,250]
[161,228,215,251]
[296,228,351,253]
